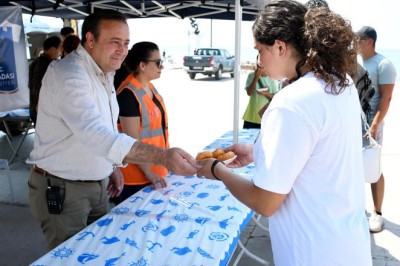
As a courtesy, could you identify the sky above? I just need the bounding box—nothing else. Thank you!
[23,0,399,62]
[125,0,400,62]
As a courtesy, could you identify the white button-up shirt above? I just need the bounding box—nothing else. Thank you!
[27,45,135,180]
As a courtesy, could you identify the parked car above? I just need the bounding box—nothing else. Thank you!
[183,48,234,80]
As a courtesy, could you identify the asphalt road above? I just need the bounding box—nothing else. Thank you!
[152,67,249,156]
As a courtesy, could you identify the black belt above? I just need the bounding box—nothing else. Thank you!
[33,165,101,183]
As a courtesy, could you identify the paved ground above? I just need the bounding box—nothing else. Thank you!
[1,69,399,265]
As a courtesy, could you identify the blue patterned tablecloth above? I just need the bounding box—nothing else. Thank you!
[31,129,260,266]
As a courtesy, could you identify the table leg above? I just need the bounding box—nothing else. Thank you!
[232,240,269,266]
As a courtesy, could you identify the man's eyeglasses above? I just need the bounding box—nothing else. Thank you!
[146,59,163,68]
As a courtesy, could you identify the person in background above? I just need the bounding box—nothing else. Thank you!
[60,26,75,58]
[305,0,329,8]
[242,59,278,128]
[28,36,62,126]
[357,26,397,233]
[197,0,372,265]
[62,34,80,56]
[27,10,198,250]
[60,26,74,41]
[114,60,130,90]
[115,41,168,203]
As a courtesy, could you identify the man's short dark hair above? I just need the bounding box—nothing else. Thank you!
[43,36,62,50]
[357,26,377,43]
[81,9,127,45]
[60,26,74,37]
[305,0,330,9]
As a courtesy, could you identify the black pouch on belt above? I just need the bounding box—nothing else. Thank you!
[46,178,63,214]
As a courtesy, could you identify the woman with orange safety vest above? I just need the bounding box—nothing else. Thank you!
[115,41,169,203]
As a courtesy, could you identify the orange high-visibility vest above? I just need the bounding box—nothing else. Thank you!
[117,75,169,185]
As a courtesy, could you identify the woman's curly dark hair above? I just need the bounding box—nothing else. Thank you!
[304,8,357,94]
[252,0,357,94]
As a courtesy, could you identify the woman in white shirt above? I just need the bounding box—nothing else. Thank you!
[197,0,372,265]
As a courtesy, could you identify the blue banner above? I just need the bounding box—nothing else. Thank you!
[0,6,29,112]
[0,26,18,93]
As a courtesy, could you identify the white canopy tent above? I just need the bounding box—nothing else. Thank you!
[1,0,266,142]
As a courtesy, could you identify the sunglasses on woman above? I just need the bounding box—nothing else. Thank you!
[146,59,163,68]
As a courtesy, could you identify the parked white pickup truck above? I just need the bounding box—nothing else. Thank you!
[183,48,235,80]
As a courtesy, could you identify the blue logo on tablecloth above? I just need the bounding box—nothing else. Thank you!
[125,238,139,249]
[51,246,74,259]
[195,217,210,225]
[197,192,209,198]
[219,194,230,201]
[150,199,164,204]
[76,231,95,241]
[160,225,176,236]
[77,253,99,264]
[197,247,215,259]
[135,210,150,217]
[207,205,222,211]
[219,216,234,229]
[206,184,220,190]
[186,229,199,239]
[105,252,125,266]
[156,210,170,221]
[121,221,136,230]
[191,182,202,189]
[129,196,144,203]
[97,218,113,227]
[146,240,162,252]
[173,213,190,222]
[102,236,120,244]
[142,187,154,193]
[113,206,130,214]
[171,181,184,187]
[129,257,149,266]
[228,206,242,212]
[142,222,158,232]
[209,232,229,241]
[171,247,191,255]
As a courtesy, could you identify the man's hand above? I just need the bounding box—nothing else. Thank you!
[107,167,124,198]
[124,142,200,176]
[162,147,200,176]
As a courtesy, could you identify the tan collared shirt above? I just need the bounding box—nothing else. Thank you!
[27,45,135,180]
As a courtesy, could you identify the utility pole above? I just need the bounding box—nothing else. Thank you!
[210,19,213,47]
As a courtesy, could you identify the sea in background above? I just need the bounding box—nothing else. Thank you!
[23,15,400,80]
[380,49,400,81]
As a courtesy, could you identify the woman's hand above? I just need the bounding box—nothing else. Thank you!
[138,164,168,189]
[196,158,223,180]
[223,143,254,168]
[147,174,167,189]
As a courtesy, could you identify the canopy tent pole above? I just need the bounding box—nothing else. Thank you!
[233,0,242,144]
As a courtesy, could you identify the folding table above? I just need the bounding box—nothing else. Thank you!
[31,129,269,266]
[0,108,34,164]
